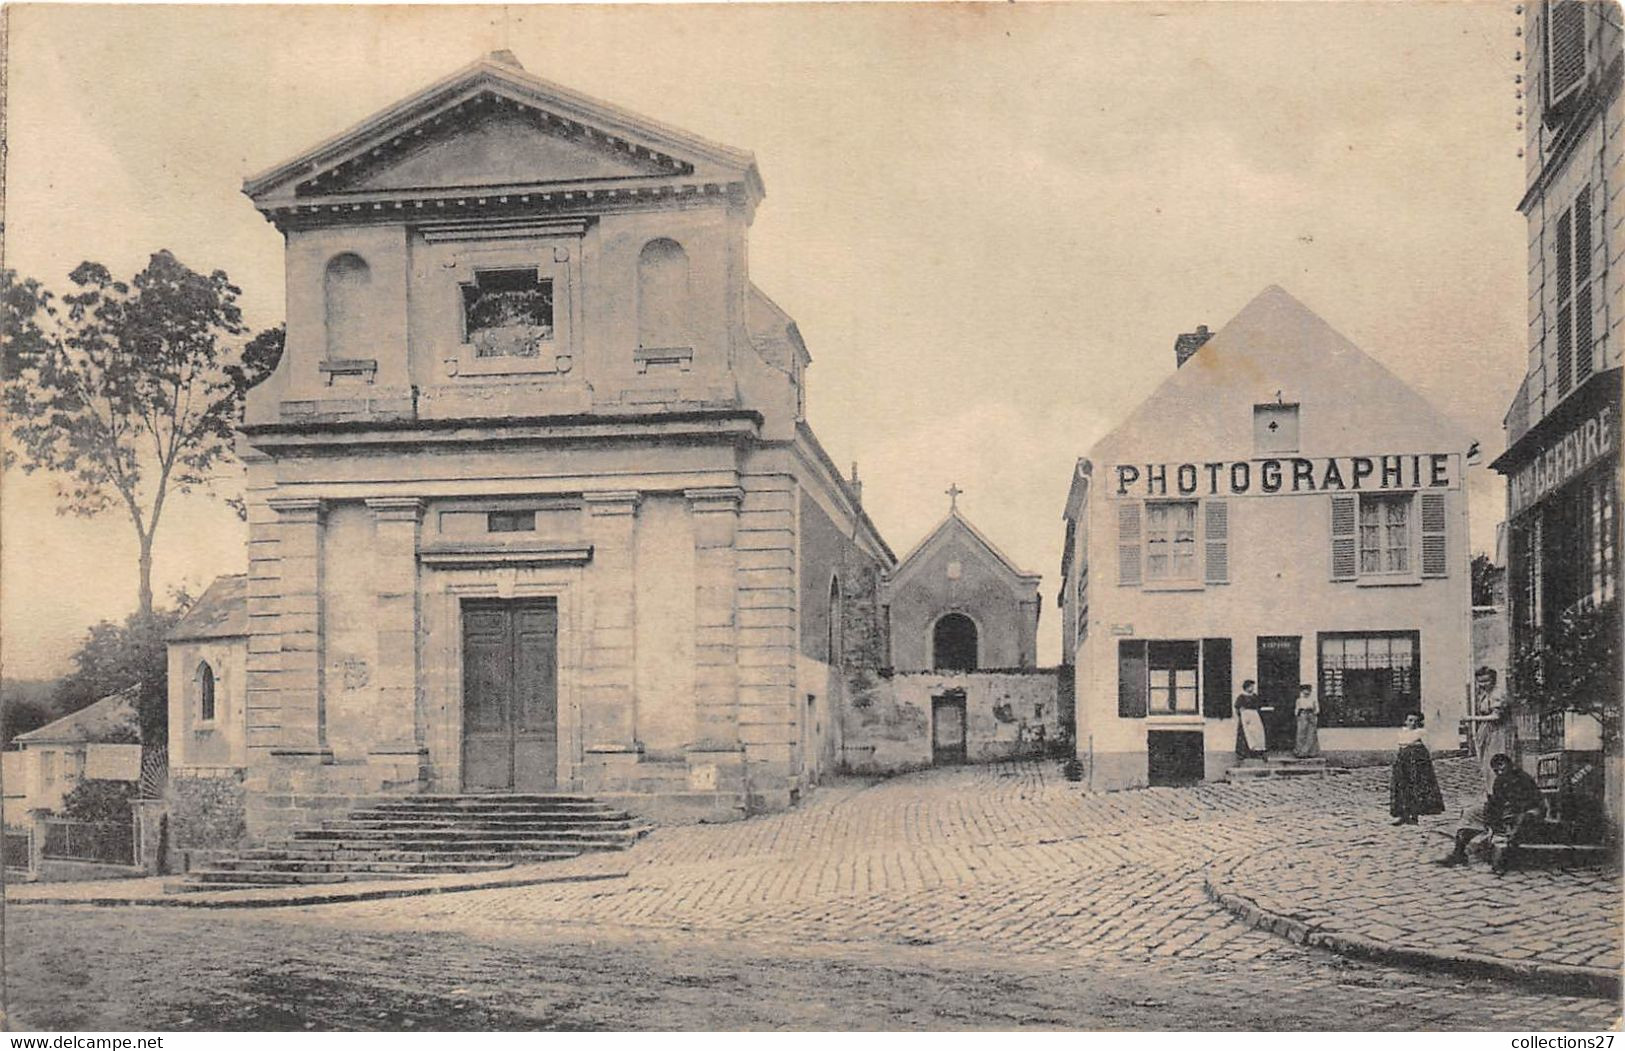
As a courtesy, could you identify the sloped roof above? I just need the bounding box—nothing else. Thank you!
[168,574,248,642]
[244,51,762,208]
[14,685,141,747]
[1088,285,1474,467]
[889,509,1041,591]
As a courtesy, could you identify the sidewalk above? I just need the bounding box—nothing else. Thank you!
[1202,757,1621,996]
[4,849,630,908]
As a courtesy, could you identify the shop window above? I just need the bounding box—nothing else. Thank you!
[1317,631,1420,728]
[933,613,977,671]
[1145,501,1198,582]
[487,510,536,533]
[196,662,216,723]
[462,268,554,358]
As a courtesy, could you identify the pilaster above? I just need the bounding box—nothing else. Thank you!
[687,487,743,753]
[365,497,425,768]
[267,497,328,757]
[582,490,641,754]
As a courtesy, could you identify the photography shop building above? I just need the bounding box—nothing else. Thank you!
[1059,287,1475,790]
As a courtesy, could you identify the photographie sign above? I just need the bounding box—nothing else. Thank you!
[1109,453,1460,498]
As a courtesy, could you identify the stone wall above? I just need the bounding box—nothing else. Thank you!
[839,669,1060,775]
[167,770,248,853]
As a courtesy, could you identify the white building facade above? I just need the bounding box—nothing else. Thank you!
[1061,287,1476,789]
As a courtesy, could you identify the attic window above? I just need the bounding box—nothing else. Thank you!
[462,269,553,358]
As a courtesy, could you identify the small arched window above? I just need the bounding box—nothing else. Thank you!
[933,613,978,671]
[324,253,372,360]
[637,239,691,351]
[196,662,217,723]
[828,576,843,665]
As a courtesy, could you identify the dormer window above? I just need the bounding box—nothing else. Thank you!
[462,268,553,358]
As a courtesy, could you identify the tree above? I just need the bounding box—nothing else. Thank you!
[51,594,193,746]
[2,253,280,616]
[1471,552,1504,607]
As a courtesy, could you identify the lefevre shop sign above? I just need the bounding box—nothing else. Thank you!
[1110,453,1460,498]
[1508,405,1615,518]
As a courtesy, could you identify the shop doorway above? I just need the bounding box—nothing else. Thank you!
[1256,636,1300,753]
[1148,731,1205,786]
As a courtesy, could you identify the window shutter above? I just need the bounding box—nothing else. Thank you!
[1204,499,1229,584]
[1201,638,1232,719]
[1118,640,1147,719]
[1545,0,1588,116]
[1117,502,1142,587]
[1330,494,1358,580]
[1576,186,1594,383]
[1420,492,1448,578]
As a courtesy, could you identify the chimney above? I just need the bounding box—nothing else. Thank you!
[1174,324,1212,368]
[849,462,863,504]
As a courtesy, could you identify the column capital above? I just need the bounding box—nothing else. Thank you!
[583,490,641,517]
[267,497,325,522]
[684,486,744,513]
[365,496,425,522]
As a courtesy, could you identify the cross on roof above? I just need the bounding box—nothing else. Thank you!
[945,482,963,511]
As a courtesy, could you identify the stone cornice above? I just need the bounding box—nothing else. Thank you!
[364,496,426,522]
[240,408,764,453]
[582,490,641,517]
[267,497,326,522]
[418,541,593,568]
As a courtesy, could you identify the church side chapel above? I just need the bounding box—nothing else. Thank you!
[840,488,1060,774]
[168,52,897,875]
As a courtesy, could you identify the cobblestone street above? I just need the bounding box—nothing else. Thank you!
[7,759,1620,1030]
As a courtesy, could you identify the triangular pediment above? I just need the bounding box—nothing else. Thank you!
[245,54,761,207]
[332,108,670,194]
[887,512,1041,600]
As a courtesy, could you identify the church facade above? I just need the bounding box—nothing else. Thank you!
[213,53,891,841]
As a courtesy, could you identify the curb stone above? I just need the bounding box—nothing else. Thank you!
[6,868,628,910]
[1202,870,1620,1000]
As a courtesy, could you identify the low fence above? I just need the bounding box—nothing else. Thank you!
[42,818,135,867]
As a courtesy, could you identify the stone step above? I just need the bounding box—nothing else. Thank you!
[185,868,408,885]
[344,815,633,831]
[286,835,628,854]
[301,823,646,841]
[321,818,633,831]
[180,792,645,888]
[238,846,578,864]
[201,857,519,875]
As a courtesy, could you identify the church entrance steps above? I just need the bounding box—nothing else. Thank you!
[169,793,649,893]
[1224,756,1342,782]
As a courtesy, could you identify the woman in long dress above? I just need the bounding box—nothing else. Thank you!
[1389,711,1444,825]
[1293,684,1320,758]
[1234,680,1269,760]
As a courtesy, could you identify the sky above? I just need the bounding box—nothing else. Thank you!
[1,2,1529,676]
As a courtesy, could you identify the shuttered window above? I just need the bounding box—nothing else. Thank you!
[1204,500,1229,584]
[1544,0,1588,117]
[1574,186,1594,384]
[1556,208,1574,396]
[1201,638,1233,719]
[1330,494,1358,580]
[1420,492,1449,578]
[1118,503,1142,586]
[1118,640,1148,719]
